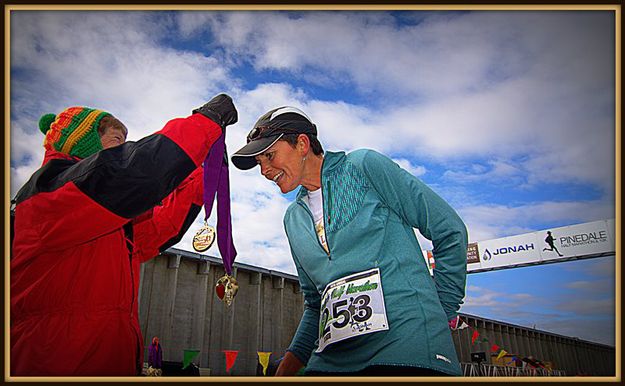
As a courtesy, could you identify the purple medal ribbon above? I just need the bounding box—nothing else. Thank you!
[202,132,237,275]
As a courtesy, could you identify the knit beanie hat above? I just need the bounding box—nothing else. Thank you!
[39,106,111,159]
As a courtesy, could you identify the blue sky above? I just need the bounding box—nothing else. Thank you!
[8,9,617,348]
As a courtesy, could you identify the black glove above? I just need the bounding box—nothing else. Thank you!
[193,93,238,129]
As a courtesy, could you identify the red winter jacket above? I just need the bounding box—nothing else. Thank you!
[11,113,221,376]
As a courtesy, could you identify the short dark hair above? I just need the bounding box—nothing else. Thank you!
[98,115,128,138]
[281,133,324,155]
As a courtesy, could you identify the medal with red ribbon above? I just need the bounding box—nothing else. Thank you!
[197,130,238,306]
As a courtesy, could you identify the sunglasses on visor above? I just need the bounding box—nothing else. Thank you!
[247,126,315,142]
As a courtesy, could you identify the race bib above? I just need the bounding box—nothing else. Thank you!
[316,268,389,353]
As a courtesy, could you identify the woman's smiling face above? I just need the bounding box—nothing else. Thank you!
[255,138,305,194]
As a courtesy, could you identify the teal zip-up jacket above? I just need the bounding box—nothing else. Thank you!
[283,150,468,375]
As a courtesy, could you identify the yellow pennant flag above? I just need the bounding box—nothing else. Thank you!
[257,352,272,375]
[496,350,508,361]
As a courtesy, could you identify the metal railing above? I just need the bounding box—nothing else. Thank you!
[462,362,566,376]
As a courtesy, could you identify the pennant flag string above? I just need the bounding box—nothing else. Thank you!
[192,323,548,374]
[463,322,547,369]
[176,343,554,374]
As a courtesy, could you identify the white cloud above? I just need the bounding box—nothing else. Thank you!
[10,11,234,196]
[181,11,615,196]
[538,318,614,346]
[555,298,614,316]
[12,12,215,115]
[443,159,524,185]
[392,158,427,177]
[196,11,613,100]
[9,119,46,195]
[461,283,615,345]
[459,201,616,242]
[565,280,614,294]
[462,285,538,310]
[561,255,616,278]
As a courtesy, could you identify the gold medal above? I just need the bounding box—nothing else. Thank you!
[192,222,215,252]
[215,274,238,306]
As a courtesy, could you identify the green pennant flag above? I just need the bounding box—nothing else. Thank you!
[182,349,200,370]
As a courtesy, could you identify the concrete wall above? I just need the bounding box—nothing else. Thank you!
[138,249,615,376]
[451,316,614,375]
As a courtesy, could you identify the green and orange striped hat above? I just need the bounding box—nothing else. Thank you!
[39,106,111,159]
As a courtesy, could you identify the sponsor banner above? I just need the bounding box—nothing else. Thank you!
[425,242,481,274]
[466,242,481,269]
[478,233,541,269]
[607,218,616,249]
[423,219,614,273]
[539,220,614,262]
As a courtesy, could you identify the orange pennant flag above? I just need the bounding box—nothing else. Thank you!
[223,350,239,373]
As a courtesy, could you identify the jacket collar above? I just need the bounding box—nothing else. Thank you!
[42,149,81,165]
[295,150,346,201]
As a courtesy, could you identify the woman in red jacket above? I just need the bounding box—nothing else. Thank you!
[11,94,237,376]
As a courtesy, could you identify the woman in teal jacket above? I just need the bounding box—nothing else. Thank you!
[232,106,468,376]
